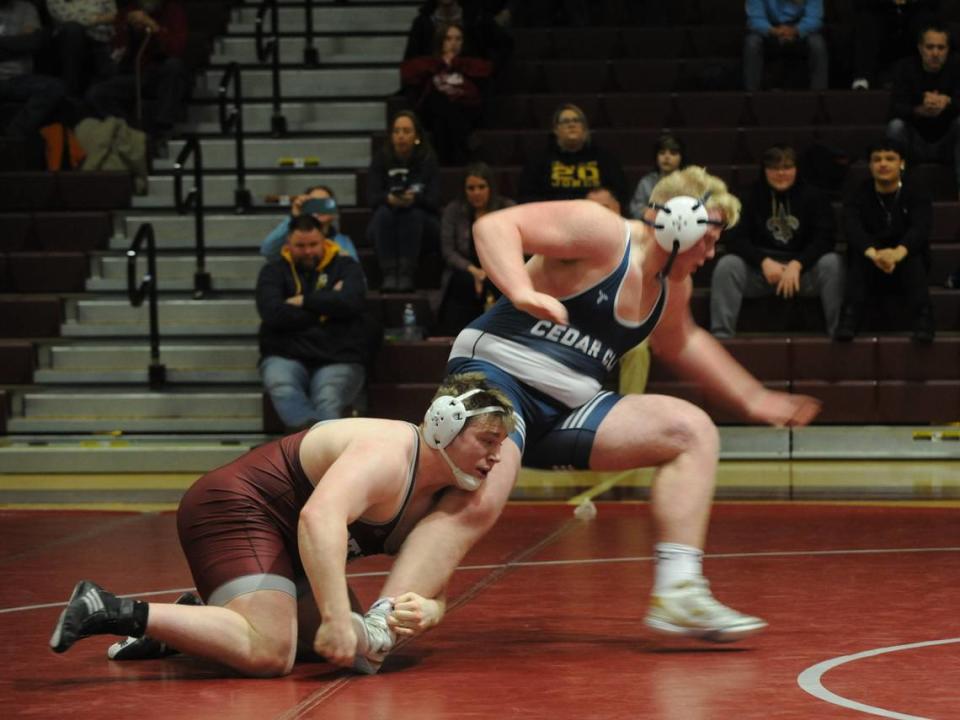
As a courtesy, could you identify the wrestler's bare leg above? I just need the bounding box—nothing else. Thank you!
[145,590,298,676]
[588,394,765,641]
[588,394,719,548]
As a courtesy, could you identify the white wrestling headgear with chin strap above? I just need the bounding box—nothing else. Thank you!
[646,194,721,253]
[423,388,508,492]
[642,194,725,277]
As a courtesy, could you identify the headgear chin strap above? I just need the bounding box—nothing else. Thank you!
[423,388,507,491]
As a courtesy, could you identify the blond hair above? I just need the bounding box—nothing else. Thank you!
[429,372,516,434]
[649,165,741,228]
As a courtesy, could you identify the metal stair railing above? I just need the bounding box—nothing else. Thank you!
[126,222,167,390]
[172,136,213,298]
[303,0,319,66]
[255,0,287,136]
[218,61,253,213]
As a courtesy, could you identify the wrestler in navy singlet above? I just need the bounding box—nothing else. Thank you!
[447,220,668,470]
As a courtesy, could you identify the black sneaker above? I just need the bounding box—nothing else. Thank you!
[107,592,202,661]
[50,580,148,654]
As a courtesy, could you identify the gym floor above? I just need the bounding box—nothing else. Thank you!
[1,465,959,719]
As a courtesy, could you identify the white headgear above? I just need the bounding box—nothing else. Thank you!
[647,195,714,253]
[423,388,508,492]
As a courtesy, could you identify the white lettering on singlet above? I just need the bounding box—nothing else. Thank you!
[529,320,617,370]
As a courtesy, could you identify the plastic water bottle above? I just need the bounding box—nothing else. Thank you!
[402,302,418,341]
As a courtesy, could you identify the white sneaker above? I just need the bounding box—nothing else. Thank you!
[350,605,395,675]
[851,78,870,90]
[644,578,767,643]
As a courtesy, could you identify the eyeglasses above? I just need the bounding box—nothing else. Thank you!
[556,117,584,126]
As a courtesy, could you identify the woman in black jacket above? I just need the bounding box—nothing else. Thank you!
[366,110,440,292]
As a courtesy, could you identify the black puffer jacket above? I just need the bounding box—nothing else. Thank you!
[256,245,369,365]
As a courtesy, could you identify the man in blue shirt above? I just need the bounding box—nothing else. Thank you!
[743,0,829,91]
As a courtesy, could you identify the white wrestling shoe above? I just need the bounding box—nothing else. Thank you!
[644,578,767,643]
[351,601,395,675]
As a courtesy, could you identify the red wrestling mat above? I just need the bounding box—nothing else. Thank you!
[1,503,958,719]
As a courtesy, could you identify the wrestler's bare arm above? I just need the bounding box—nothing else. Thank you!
[473,200,624,322]
[650,277,820,427]
[298,442,406,666]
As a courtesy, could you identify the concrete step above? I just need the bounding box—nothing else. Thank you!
[0,438,258,473]
[211,35,404,65]
[34,342,260,383]
[7,391,264,433]
[153,137,370,172]
[113,213,284,251]
[182,101,386,134]
[88,254,264,292]
[194,67,399,99]
[62,298,259,337]
[228,4,415,33]
[132,172,356,209]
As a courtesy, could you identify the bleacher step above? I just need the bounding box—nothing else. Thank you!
[2,427,957,475]
[89,254,265,292]
[194,67,399,100]
[132,173,356,209]
[153,138,370,172]
[114,214,284,250]
[228,4,415,33]
[182,101,386,134]
[211,35,404,65]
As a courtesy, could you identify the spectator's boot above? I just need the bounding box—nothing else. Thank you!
[397,258,417,292]
[912,303,935,344]
[379,257,398,292]
[834,304,860,342]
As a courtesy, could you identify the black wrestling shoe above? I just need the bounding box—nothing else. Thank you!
[50,580,148,653]
[107,592,202,660]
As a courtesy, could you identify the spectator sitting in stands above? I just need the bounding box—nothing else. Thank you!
[401,22,492,166]
[0,0,66,140]
[629,133,685,220]
[435,161,514,337]
[710,143,843,338]
[260,185,358,263]
[518,102,627,208]
[256,214,370,431]
[404,0,512,67]
[366,109,440,293]
[743,0,829,91]
[885,22,960,199]
[585,185,622,215]
[85,0,190,155]
[850,0,941,90]
[46,0,116,99]
[835,138,935,343]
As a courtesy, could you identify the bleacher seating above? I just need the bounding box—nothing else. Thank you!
[0,0,957,439]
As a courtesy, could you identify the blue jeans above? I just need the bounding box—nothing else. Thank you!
[743,32,829,91]
[260,355,365,429]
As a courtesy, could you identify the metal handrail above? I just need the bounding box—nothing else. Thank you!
[218,61,252,213]
[126,223,167,389]
[303,0,318,66]
[172,136,212,298]
[255,0,287,136]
